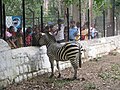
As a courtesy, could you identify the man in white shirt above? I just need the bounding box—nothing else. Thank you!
[55,19,65,43]
[90,26,98,39]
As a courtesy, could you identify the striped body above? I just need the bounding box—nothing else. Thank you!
[48,42,79,61]
[37,32,81,79]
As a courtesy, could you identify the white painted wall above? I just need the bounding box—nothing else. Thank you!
[0,35,120,87]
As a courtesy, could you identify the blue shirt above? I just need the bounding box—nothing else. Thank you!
[69,27,78,40]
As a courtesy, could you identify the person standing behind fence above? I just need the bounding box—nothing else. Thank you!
[9,26,17,48]
[6,28,17,49]
[90,24,98,39]
[75,22,81,41]
[64,26,68,42]
[25,27,32,46]
[54,19,65,43]
[69,20,78,41]
[81,22,88,40]
[16,28,23,48]
[32,26,40,46]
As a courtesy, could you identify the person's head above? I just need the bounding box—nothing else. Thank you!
[76,22,80,28]
[82,21,88,29]
[48,24,57,33]
[58,18,64,24]
[91,24,95,28]
[52,25,58,32]
[26,27,32,34]
[17,28,22,33]
[70,20,76,28]
[9,26,15,33]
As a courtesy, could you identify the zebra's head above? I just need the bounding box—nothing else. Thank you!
[33,32,56,47]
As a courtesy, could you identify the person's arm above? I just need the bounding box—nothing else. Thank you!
[8,39,17,48]
[74,29,79,36]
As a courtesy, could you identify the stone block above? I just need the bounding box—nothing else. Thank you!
[27,65,31,72]
[27,73,32,78]
[19,66,24,74]
[18,75,24,82]
[23,65,28,73]
[14,77,20,83]
[0,72,6,80]
[16,67,20,75]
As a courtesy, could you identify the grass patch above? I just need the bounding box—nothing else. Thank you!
[98,72,110,80]
[43,77,75,88]
[111,64,120,80]
[54,79,71,87]
[84,82,96,90]
[98,64,120,81]
[111,64,120,72]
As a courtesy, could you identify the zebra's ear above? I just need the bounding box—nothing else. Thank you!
[45,32,57,42]
[41,33,45,35]
[45,31,52,36]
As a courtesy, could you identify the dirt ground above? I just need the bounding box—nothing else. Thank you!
[5,51,120,90]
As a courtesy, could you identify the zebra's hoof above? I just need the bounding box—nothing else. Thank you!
[49,74,54,78]
[81,77,85,81]
[72,77,79,80]
[57,74,61,78]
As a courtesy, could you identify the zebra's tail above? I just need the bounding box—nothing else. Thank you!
[79,44,82,68]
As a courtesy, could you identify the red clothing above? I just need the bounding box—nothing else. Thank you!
[26,35,32,46]
[12,32,16,37]
[81,35,85,40]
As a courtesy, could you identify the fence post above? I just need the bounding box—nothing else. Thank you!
[28,8,35,29]
[67,8,69,41]
[58,10,60,31]
[88,9,90,40]
[3,4,6,40]
[79,0,82,68]
[103,9,105,37]
[79,0,82,40]
[22,0,26,47]
[112,0,115,36]
[41,5,43,32]
[32,11,35,29]
[38,17,39,26]
[0,0,2,38]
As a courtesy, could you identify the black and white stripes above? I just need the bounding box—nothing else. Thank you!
[57,43,79,60]
[36,32,82,79]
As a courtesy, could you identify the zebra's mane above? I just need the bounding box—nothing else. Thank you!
[45,32,57,42]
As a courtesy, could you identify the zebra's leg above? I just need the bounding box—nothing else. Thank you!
[70,59,78,80]
[49,58,54,78]
[56,61,61,78]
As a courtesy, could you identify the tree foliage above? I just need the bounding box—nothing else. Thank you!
[3,0,120,22]
[3,0,43,17]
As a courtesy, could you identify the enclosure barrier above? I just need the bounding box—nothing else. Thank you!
[0,35,120,88]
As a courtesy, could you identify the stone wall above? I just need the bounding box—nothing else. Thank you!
[0,35,120,87]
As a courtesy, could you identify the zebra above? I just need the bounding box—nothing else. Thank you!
[34,32,82,80]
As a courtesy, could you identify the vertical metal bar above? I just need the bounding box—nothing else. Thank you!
[103,9,105,37]
[114,17,117,35]
[67,8,69,41]
[41,5,43,32]
[0,0,2,38]
[33,11,35,29]
[28,8,35,29]
[22,0,26,46]
[88,9,90,40]
[58,10,60,31]
[3,4,5,40]
[112,0,115,36]
[38,17,39,26]
[79,0,82,40]
[79,0,81,68]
